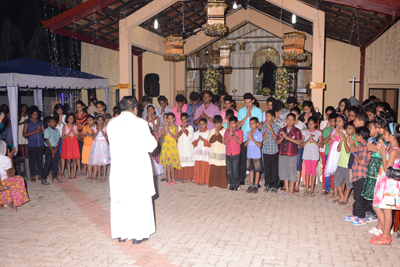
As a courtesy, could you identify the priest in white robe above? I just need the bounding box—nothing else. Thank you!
[107,96,158,244]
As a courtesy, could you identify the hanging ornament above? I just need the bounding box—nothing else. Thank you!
[202,0,228,37]
[218,45,232,74]
[163,35,186,62]
[282,32,307,66]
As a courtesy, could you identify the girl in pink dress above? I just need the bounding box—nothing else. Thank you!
[370,121,400,245]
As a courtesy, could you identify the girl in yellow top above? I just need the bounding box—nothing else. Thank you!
[159,113,181,185]
[80,115,95,179]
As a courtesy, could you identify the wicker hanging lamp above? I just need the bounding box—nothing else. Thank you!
[202,0,228,37]
[163,35,186,62]
[281,32,307,67]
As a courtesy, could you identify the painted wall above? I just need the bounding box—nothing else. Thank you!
[324,39,360,112]
[365,20,400,122]
[81,43,119,108]
[142,51,171,107]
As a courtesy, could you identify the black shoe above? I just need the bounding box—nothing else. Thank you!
[161,178,167,181]
[228,185,234,190]
[264,185,271,192]
[118,238,126,243]
[271,187,278,193]
[253,187,258,193]
[132,238,148,245]
[234,185,240,191]
[246,186,253,193]
[240,181,245,185]
[257,184,261,188]
[41,179,50,185]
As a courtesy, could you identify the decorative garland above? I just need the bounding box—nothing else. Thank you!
[283,32,306,39]
[203,66,219,95]
[202,23,228,37]
[282,51,307,62]
[163,53,186,62]
[204,2,227,9]
[274,67,294,105]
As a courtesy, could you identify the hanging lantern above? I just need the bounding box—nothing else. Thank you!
[163,35,186,62]
[202,1,228,37]
[282,32,307,67]
[219,45,232,74]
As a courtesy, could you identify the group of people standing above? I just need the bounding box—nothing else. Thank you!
[142,91,400,246]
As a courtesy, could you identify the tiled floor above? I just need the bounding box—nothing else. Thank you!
[1,175,400,267]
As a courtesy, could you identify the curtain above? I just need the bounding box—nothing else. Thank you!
[7,85,18,151]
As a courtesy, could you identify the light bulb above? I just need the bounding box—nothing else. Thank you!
[154,18,159,29]
[292,14,296,24]
[233,1,237,9]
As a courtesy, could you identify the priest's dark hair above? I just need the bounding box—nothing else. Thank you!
[120,96,138,112]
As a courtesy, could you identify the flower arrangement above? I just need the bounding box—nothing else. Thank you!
[256,87,271,96]
[203,66,219,95]
[273,67,294,105]
[282,51,307,62]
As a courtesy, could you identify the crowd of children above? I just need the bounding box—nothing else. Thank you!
[9,100,117,184]
[145,91,400,246]
[3,89,399,245]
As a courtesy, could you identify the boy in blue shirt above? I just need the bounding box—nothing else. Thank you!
[238,93,263,186]
[244,117,263,193]
[42,116,62,185]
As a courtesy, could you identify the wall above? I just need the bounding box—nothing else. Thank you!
[81,43,119,108]
[324,39,361,112]
[142,51,171,107]
[365,20,400,122]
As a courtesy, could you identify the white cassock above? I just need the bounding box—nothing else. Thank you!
[107,111,158,240]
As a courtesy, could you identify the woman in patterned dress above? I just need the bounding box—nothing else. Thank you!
[0,141,29,211]
[371,122,400,245]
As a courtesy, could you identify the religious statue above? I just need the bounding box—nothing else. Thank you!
[258,56,276,92]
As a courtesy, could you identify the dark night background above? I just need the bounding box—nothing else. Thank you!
[0,0,81,70]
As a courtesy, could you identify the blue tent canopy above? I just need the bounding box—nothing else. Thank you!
[0,57,109,152]
[0,57,108,89]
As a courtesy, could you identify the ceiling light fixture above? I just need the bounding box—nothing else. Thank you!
[154,18,159,29]
[292,14,296,24]
[233,1,237,9]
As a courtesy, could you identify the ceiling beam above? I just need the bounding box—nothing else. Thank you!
[85,18,119,37]
[72,14,109,33]
[42,0,118,32]
[325,13,378,32]
[323,2,389,22]
[325,8,383,28]
[361,16,394,50]
[325,19,375,36]
[53,27,119,50]
[322,0,398,16]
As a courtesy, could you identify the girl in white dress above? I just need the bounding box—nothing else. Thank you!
[54,104,66,178]
[88,115,110,182]
[18,104,29,157]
